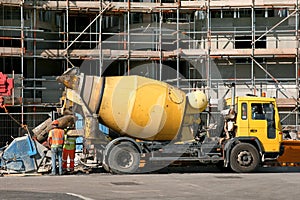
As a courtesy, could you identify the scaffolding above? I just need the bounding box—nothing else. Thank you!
[0,0,300,141]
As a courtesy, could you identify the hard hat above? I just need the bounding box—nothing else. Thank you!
[52,120,59,126]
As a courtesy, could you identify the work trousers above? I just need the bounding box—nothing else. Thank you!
[51,147,63,175]
[62,148,75,171]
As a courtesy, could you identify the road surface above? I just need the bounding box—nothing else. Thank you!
[1,167,300,200]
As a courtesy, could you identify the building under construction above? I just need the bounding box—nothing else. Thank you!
[0,0,299,146]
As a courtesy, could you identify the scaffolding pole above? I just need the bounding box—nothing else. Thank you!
[176,0,180,88]
[207,0,211,127]
[207,0,211,93]
[99,0,103,76]
[33,1,37,102]
[67,0,70,69]
[20,0,25,126]
[127,0,130,75]
[159,5,162,81]
[251,0,255,94]
[252,10,298,45]
[61,3,112,54]
[296,0,300,128]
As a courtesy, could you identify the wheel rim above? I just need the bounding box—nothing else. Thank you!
[115,149,134,169]
[108,142,141,174]
[237,150,253,166]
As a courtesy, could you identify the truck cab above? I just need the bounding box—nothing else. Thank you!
[224,96,283,172]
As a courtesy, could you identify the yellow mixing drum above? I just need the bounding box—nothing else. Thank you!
[99,76,186,141]
[57,68,208,141]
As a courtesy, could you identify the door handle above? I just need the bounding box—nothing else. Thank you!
[250,129,257,133]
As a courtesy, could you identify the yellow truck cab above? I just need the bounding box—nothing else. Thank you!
[224,96,284,172]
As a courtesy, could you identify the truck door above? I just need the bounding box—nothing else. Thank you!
[248,102,279,152]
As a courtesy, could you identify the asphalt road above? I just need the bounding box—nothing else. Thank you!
[1,167,300,200]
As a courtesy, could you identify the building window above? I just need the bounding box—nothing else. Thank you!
[276,9,288,18]
[239,9,251,18]
[235,36,266,49]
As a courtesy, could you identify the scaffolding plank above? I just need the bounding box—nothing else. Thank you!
[210,48,296,57]
[1,0,298,11]
[0,47,21,56]
[206,0,298,8]
[0,48,295,59]
[276,98,298,108]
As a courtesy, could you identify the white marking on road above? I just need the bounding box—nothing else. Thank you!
[111,190,161,194]
[66,192,95,200]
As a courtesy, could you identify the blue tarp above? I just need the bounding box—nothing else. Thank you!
[75,113,109,151]
[75,113,108,134]
[1,135,38,172]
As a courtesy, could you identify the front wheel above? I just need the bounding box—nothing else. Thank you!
[230,143,260,173]
[107,142,140,174]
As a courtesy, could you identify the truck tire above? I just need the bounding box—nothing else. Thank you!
[107,142,140,174]
[230,143,260,173]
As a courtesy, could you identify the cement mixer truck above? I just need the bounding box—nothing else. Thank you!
[56,67,284,174]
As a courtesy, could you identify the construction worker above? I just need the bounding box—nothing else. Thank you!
[62,127,76,172]
[220,107,236,144]
[47,120,64,175]
[224,107,236,139]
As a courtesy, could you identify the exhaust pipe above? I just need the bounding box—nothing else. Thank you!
[231,83,236,109]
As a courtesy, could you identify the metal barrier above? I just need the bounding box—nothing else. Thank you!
[280,112,299,131]
[0,112,51,147]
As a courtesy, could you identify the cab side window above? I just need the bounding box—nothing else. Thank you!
[241,103,247,120]
[264,103,276,139]
[251,102,276,139]
[251,103,265,120]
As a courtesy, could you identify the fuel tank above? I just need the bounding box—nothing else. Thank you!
[57,68,208,141]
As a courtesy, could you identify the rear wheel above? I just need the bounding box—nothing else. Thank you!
[107,142,140,174]
[230,143,260,173]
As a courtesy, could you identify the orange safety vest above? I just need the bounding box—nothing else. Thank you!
[49,128,64,147]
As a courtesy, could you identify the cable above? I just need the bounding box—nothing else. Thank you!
[0,103,30,135]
